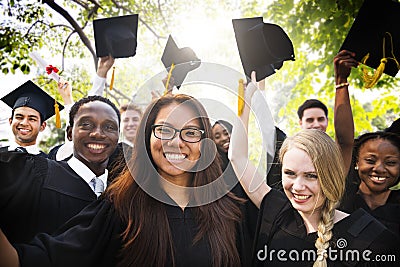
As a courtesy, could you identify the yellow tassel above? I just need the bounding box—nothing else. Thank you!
[54,101,61,129]
[109,66,116,90]
[164,63,175,95]
[361,53,387,89]
[238,79,244,116]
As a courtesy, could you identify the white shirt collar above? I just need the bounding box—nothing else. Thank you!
[67,156,108,191]
[121,139,134,147]
[8,141,41,155]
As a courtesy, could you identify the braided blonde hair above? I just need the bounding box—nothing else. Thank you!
[279,129,346,266]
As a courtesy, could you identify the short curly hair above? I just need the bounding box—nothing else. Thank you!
[68,95,120,127]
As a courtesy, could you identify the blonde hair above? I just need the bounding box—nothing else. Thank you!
[279,129,346,266]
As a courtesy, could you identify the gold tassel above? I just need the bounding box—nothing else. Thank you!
[164,63,175,95]
[238,79,244,116]
[54,101,61,129]
[361,53,387,89]
[109,66,116,90]
[361,32,400,89]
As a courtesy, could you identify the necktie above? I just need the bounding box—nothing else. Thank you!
[90,177,104,197]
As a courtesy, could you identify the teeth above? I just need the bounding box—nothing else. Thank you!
[165,153,185,161]
[87,144,106,150]
[371,176,387,181]
[223,142,230,148]
[293,194,310,200]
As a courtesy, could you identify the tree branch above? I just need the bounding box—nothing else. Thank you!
[43,0,98,70]
[110,0,166,39]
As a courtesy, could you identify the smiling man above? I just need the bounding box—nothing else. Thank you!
[1,80,65,157]
[0,95,120,244]
[297,99,329,132]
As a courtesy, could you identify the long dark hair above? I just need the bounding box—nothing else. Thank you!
[106,94,242,267]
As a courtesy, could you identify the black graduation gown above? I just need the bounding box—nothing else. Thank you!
[339,167,400,237]
[0,145,48,157]
[253,189,399,267]
[266,127,286,190]
[218,149,259,242]
[0,151,96,243]
[14,193,252,267]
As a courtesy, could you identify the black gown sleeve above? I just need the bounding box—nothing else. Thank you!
[14,199,124,267]
[0,152,47,242]
[252,189,291,267]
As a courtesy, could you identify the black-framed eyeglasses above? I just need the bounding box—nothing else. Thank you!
[151,124,205,143]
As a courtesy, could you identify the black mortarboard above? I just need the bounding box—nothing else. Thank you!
[232,17,295,82]
[93,14,138,58]
[340,0,400,77]
[161,35,201,88]
[385,118,400,135]
[1,80,64,122]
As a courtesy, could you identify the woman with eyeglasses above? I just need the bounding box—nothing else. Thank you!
[0,94,251,267]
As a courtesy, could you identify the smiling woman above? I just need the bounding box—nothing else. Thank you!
[340,131,400,238]
[229,80,399,266]
[0,93,252,267]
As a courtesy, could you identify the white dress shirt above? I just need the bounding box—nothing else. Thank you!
[67,156,108,193]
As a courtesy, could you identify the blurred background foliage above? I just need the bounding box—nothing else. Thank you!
[0,0,399,153]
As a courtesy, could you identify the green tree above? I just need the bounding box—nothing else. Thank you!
[1,0,399,152]
[260,0,400,137]
[1,0,178,150]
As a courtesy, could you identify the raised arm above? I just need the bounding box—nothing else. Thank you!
[56,77,73,144]
[0,229,19,267]
[229,72,271,208]
[333,50,358,173]
[88,56,115,96]
[251,85,276,174]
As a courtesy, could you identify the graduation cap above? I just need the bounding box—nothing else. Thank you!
[161,35,201,89]
[93,14,138,58]
[232,17,295,82]
[1,80,64,125]
[385,118,400,135]
[340,0,400,88]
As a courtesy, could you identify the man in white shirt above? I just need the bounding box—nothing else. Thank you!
[0,80,70,157]
[0,95,120,244]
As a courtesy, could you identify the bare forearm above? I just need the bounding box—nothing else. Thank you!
[333,50,357,173]
[0,229,19,267]
[334,84,354,173]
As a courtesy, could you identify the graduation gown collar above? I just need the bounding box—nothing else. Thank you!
[8,140,42,155]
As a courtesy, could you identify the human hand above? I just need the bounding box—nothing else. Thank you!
[244,71,258,102]
[334,50,358,84]
[57,77,73,105]
[97,56,115,78]
[151,90,162,101]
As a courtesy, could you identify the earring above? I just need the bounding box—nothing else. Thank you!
[355,165,359,170]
